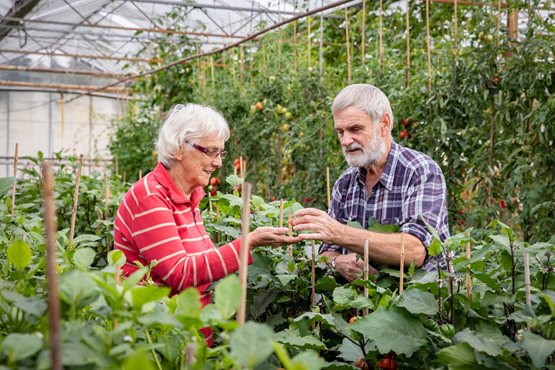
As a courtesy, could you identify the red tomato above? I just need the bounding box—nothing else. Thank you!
[210,177,220,186]
[400,130,408,140]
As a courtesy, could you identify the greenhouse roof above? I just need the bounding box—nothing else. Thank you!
[0,0,354,94]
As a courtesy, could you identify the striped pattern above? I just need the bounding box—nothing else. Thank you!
[114,163,251,306]
[320,142,450,271]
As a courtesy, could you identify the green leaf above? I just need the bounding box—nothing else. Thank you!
[453,328,507,357]
[214,274,242,319]
[72,247,96,269]
[276,274,296,287]
[521,330,555,368]
[290,350,327,370]
[2,333,42,362]
[397,288,438,316]
[59,270,100,308]
[1,291,46,317]
[351,307,426,356]
[275,330,326,350]
[7,240,32,271]
[437,343,484,369]
[221,193,244,208]
[130,285,171,310]
[122,351,155,370]
[108,250,126,267]
[171,288,202,317]
[139,311,182,328]
[225,174,244,188]
[337,337,375,362]
[0,177,14,198]
[427,238,442,257]
[212,224,241,239]
[332,286,356,306]
[229,322,274,368]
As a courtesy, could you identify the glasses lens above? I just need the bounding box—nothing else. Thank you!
[220,151,228,159]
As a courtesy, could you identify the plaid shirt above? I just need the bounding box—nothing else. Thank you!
[320,142,450,271]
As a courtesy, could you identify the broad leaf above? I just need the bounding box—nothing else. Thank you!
[2,333,42,362]
[1,290,46,317]
[453,328,508,357]
[290,350,327,370]
[0,177,14,198]
[275,330,326,350]
[214,274,242,319]
[351,307,426,356]
[130,285,170,310]
[332,286,356,306]
[437,343,486,369]
[7,240,32,271]
[229,322,274,368]
[108,250,126,267]
[59,270,100,308]
[397,288,438,316]
[521,330,555,368]
[72,247,96,269]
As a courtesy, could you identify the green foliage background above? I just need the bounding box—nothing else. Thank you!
[110,2,555,242]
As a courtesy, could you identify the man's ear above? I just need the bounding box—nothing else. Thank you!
[380,113,392,136]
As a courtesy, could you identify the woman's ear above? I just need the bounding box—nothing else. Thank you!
[174,147,184,161]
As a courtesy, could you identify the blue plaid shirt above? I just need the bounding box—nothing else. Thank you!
[320,142,450,271]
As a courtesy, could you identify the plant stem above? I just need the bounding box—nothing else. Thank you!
[145,330,163,370]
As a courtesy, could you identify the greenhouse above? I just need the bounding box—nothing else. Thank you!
[0,0,554,369]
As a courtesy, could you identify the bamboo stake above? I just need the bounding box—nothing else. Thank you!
[363,240,369,316]
[496,0,501,47]
[69,154,84,243]
[293,20,297,69]
[308,16,312,70]
[379,0,384,75]
[319,3,324,80]
[42,162,62,370]
[326,167,331,208]
[10,142,19,216]
[405,0,411,88]
[488,111,495,205]
[210,55,215,88]
[138,169,142,179]
[239,156,244,178]
[239,45,244,83]
[311,241,316,306]
[115,158,119,177]
[425,0,432,91]
[216,201,220,221]
[287,214,293,257]
[399,234,405,294]
[209,197,213,216]
[524,249,531,306]
[104,168,110,211]
[344,8,351,83]
[60,92,65,149]
[361,0,366,64]
[279,199,284,227]
[237,182,252,326]
[454,0,459,50]
[115,265,121,285]
[465,232,472,299]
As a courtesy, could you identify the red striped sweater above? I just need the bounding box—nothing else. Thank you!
[114,162,251,307]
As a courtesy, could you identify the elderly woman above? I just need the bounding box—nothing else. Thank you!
[114,103,299,311]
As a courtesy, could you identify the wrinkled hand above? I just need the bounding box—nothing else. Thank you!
[292,208,343,244]
[335,253,379,282]
[248,227,302,248]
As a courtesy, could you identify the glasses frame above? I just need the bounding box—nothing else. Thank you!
[185,141,227,159]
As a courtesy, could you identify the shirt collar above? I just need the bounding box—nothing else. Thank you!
[153,162,205,206]
[354,141,398,192]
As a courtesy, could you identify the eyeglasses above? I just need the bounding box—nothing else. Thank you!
[185,141,227,159]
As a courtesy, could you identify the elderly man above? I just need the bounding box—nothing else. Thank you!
[293,84,449,281]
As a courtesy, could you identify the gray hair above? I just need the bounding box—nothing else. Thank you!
[332,84,394,132]
[157,103,230,167]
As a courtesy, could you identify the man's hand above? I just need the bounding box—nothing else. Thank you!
[335,253,379,282]
[248,227,301,248]
[292,208,344,244]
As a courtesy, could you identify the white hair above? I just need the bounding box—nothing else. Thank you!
[157,103,230,167]
[332,84,394,132]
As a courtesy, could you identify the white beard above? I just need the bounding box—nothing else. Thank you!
[342,126,386,168]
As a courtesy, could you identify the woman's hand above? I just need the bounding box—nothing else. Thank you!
[248,227,302,248]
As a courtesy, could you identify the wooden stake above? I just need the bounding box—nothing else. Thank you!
[287,214,293,257]
[293,20,297,69]
[319,6,324,80]
[10,142,19,216]
[363,240,369,316]
[60,92,65,149]
[209,197,213,216]
[465,231,472,299]
[69,155,84,243]
[496,0,501,47]
[138,169,142,179]
[307,16,312,70]
[115,158,119,177]
[42,162,62,370]
[379,0,384,75]
[279,199,284,227]
[425,0,432,91]
[239,156,244,178]
[405,0,411,88]
[361,0,366,64]
[104,168,110,211]
[239,45,244,83]
[326,167,331,208]
[524,249,531,306]
[453,0,459,51]
[399,234,405,294]
[237,182,252,326]
[115,265,121,285]
[210,55,215,88]
[344,8,351,83]
[216,201,220,220]
[311,241,316,306]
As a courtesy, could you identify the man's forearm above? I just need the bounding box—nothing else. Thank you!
[333,224,426,267]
